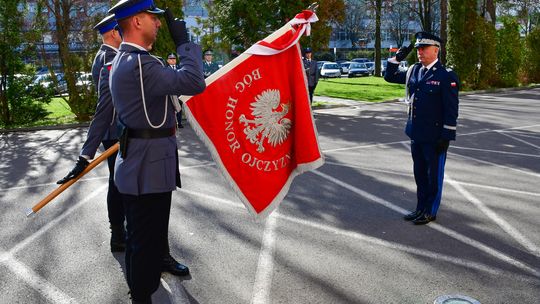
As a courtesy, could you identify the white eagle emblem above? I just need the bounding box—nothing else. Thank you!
[239,89,292,153]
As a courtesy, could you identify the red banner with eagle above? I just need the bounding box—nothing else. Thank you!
[181,10,323,217]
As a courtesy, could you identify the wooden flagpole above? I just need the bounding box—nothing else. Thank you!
[26,143,119,217]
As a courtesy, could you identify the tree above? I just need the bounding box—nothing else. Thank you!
[0,0,52,127]
[498,0,540,35]
[373,0,382,76]
[447,0,479,88]
[385,0,412,48]
[35,0,101,122]
[151,0,184,58]
[415,0,437,32]
[523,27,540,83]
[496,17,521,87]
[343,0,372,48]
[440,0,447,63]
[208,0,344,52]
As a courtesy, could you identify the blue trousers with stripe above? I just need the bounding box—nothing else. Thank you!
[411,141,447,216]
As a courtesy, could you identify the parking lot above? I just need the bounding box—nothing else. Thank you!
[0,88,539,303]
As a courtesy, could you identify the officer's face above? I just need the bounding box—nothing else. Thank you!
[417,45,439,66]
[139,12,161,45]
[204,54,213,61]
[167,58,176,65]
[305,52,312,59]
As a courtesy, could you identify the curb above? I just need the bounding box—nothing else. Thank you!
[312,84,540,109]
[0,122,90,134]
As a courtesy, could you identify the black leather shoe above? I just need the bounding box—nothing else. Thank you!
[110,224,126,252]
[162,254,190,276]
[412,214,436,225]
[403,210,423,221]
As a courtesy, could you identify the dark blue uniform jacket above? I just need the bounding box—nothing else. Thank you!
[385,60,459,143]
[110,42,205,195]
[81,44,119,158]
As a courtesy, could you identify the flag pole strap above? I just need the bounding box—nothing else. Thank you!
[26,143,120,217]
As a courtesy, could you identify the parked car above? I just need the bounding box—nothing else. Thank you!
[320,62,341,78]
[76,72,93,88]
[365,62,375,75]
[381,60,388,76]
[398,61,409,72]
[316,60,330,74]
[339,61,353,74]
[352,58,370,64]
[30,72,67,94]
[348,62,370,77]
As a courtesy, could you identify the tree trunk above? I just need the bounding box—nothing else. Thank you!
[440,0,448,64]
[375,0,382,76]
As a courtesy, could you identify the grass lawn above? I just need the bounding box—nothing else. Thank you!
[315,76,406,102]
[37,97,79,127]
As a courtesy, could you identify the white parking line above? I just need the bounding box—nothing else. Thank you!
[250,213,278,304]
[9,184,108,256]
[0,252,78,304]
[180,188,540,284]
[449,152,540,178]
[312,170,540,278]
[497,130,540,149]
[450,146,540,158]
[324,160,540,197]
[446,175,540,257]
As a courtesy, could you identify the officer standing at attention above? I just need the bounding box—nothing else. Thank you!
[202,49,219,78]
[384,32,459,225]
[166,52,184,129]
[57,15,125,251]
[108,0,205,303]
[302,47,319,104]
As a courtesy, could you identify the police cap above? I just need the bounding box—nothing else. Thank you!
[204,50,213,56]
[304,47,312,53]
[94,14,118,35]
[414,31,441,48]
[167,53,176,59]
[108,0,164,20]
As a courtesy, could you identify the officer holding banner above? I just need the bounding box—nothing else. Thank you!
[384,32,459,225]
[57,15,125,251]
[108,0,205,302]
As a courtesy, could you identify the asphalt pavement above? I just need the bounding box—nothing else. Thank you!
[0,88,539,303]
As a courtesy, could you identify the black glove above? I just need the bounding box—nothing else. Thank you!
[435,139,450,154]
[57,156,89,184]
[395,44,413,62]
[164,8,189,47]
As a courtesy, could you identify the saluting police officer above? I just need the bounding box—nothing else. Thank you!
[108,0,205,303]
[57,15,125,250]
[384,32,459,225]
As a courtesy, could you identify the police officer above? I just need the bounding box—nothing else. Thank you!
[57,14,125,251]
[108,0,205,303]
[384,32,459,225]
[302,47,319,104]
[166,52,179,69]
[166,52,184,128]
[202,49,219,78]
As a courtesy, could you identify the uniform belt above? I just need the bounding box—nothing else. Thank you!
[127,127,175,139]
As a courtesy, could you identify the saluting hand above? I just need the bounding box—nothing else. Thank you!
[164,8,189,47]
[395,44,413,62]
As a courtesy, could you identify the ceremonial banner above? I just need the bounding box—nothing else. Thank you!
[181,11,324,217]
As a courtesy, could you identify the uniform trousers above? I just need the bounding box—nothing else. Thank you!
[411,141,447,216]
[308,86,316,104]
[122,191,172,301]
[102,139,124,226]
